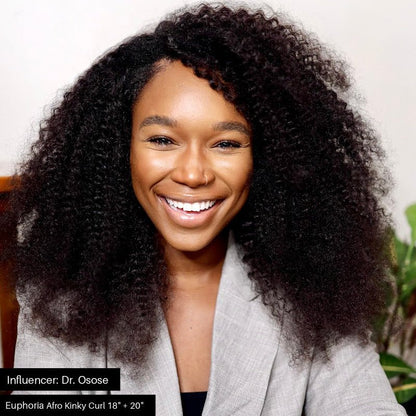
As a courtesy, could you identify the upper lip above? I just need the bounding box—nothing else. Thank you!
[158,194,221,203]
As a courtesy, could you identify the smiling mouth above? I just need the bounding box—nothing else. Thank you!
[165,197,217,213]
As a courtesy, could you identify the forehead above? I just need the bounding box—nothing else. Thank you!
[133,60,248,127]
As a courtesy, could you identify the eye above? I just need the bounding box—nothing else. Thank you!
[146,136,175,146]
[214,140,243,149]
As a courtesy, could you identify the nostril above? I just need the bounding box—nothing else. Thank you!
[203,170,215,186]
[171,165,213,188]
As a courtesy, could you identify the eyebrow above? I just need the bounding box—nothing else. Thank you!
[139,115,177,129]
[212,121,250,137]
[139,115,250,137]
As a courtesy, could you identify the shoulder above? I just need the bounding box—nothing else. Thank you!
[304,338,406,415]
[14,296,105,370]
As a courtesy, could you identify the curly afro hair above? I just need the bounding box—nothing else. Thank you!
[6,3,392,366]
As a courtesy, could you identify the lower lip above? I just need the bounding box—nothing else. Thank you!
[160,197,222,228]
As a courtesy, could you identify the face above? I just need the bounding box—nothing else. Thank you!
[130,60,253,253]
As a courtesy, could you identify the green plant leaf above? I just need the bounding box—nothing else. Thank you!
[404,264,416,283]
[406,203,416,245]
[380,353,416,378]
[400,264,416,303]
[393,377,416,404]
[394,235,410,268]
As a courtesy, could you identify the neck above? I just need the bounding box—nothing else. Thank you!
[162,232,228,290]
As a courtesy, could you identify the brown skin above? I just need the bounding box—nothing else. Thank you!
[130,60,253,392]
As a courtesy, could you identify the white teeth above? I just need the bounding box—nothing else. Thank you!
[165,198,216,212]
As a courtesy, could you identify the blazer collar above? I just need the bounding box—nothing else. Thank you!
[203,235,283,415]
[111,235,283,416]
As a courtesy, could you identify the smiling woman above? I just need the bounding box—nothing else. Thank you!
[130,61,252,256]
[2,3,406,415]
[129,61,253,394]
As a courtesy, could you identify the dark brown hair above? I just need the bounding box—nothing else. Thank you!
[5,3,391,366]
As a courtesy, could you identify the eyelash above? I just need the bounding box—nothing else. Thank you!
[147,136,174,146]
[214,140,243,149]
[146,137,244,149]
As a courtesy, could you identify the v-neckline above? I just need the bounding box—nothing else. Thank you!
[109,235,283,416]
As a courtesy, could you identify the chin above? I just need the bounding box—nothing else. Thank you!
[162,232,225,254]
[166,240,211,253]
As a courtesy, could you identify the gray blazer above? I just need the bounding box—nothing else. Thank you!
[13,238,406,415]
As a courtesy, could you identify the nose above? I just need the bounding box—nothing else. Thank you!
[170,144,214,188]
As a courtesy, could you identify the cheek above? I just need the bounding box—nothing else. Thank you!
[238,159,253,204]
[130,164,146,202]
[228,155,253,194]
[130,148,165,194]
[130,148,152,204]
[219,155,252,216]
[235,180,251,209]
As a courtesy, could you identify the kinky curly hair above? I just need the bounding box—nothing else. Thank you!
[7,3,392,365]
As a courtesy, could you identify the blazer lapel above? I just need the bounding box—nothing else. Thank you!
[202,236,283,415]
[109,235,283,416]
[110,315,183,416]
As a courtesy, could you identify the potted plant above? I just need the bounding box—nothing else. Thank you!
[377,203,416,410]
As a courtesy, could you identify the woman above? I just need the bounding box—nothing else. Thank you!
[8,3,405,415]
